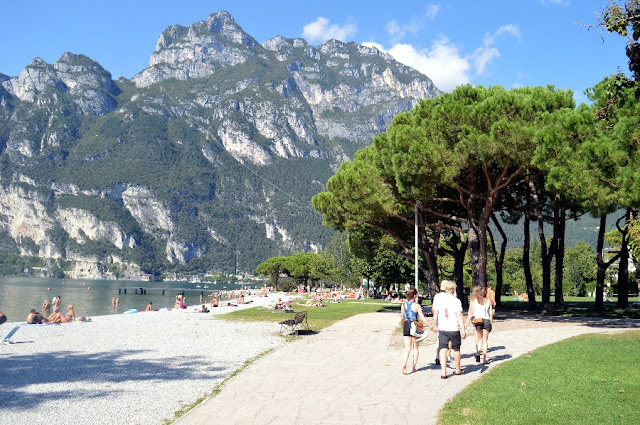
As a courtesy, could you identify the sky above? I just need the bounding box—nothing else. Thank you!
[0,0,632,104]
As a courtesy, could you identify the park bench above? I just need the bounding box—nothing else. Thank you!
[279,311,309,335]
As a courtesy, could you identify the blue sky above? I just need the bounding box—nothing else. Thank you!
[0,0,631,104]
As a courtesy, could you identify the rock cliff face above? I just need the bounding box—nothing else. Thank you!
[132,11,259,88]
[2,53,120,114]
[0,11,441,279]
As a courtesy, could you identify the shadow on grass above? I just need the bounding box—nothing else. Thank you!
[0,349,225,411]
[295,329,320,336]
[494,312,640,328]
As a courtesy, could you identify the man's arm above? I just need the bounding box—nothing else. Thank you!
[432,308,439,330]
[457,312,466,339]
[416,305,437,332]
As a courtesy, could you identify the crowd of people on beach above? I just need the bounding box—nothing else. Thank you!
[401,280,495,379]
[25,295,90,324]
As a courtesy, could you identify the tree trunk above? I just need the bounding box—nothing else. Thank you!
[523,190,537,311]
[453,240,469,309]
[468,210,492,288]
[595,213,607,311]
[554,195,566,308]
[490,214,508,308]
[617,208,630,309]
[529,181,552,312]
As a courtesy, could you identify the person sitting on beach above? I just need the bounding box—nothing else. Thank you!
[146,302,153,311]
[66,305,76,321]
[42,299,51,316]
[27,309,48,324]
[47,307,69,323]
[210,296,219,307]
[236,295,253,305]
[52,295,61,311]
[200,304,210,313]
[270,298,291,310]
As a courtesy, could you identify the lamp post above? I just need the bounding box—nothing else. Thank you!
[415,202,419,291]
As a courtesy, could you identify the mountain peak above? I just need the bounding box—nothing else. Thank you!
[133,11,260,87]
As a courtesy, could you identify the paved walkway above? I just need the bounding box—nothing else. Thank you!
[176,311,639,425]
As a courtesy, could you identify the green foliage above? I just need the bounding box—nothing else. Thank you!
[563,242,597,296]
[602,0,640,78]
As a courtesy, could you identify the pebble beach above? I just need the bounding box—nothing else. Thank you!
[0,296,288,425]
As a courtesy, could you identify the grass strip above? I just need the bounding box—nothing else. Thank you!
[219,299,400,331]
[438,330,640,425]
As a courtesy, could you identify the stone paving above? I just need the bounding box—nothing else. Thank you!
[176,310,640,425]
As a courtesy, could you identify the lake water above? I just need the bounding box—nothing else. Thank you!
[0,276,255,323]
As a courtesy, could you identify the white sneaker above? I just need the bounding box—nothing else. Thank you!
[415,332,428,342]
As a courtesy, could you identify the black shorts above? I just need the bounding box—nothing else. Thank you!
[402,320,412,337]
[474,319,492,331]
[438,331,461,350]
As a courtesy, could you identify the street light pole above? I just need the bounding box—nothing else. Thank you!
[415,202,419,291]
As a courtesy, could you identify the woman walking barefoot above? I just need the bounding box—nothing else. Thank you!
[467,285,494,365]
[401,288,437,375]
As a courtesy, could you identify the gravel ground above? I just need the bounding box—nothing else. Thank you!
[0,299,286,425]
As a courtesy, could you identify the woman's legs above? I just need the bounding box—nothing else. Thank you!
[412,339,420,372]
[402,336,413,374]
[475,328,483,362]
[482,329,490,364]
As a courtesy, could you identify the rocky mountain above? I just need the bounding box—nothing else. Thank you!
[0,11,441,280]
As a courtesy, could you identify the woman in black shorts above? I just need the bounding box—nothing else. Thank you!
[466,285,494,365]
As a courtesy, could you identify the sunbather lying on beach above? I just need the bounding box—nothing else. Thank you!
[48,307,70,323]
[296,299,324,307]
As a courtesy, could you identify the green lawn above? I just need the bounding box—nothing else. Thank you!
[438,330,640,425]
[498,295,640,318]
[220,299,399,331]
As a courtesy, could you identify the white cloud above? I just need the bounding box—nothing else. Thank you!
[426,4,441,19]
[386,19,419,42]
[365,37,471,92]
[473,46,500,75]
[302,17,357,43]
[484,24,521,46]
[474,24,520,75]
[363,23,520,91]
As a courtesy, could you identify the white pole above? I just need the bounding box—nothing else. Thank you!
[415,202,419,291]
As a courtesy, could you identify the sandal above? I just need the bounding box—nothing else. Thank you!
[441,375,448,379]
[454,370,465,375]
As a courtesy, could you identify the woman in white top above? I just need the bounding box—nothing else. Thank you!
[466,285,494,365]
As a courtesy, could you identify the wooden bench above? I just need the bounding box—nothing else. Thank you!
[279,311,310,335]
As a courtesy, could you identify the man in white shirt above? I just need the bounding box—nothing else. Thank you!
[432,280,466,378]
